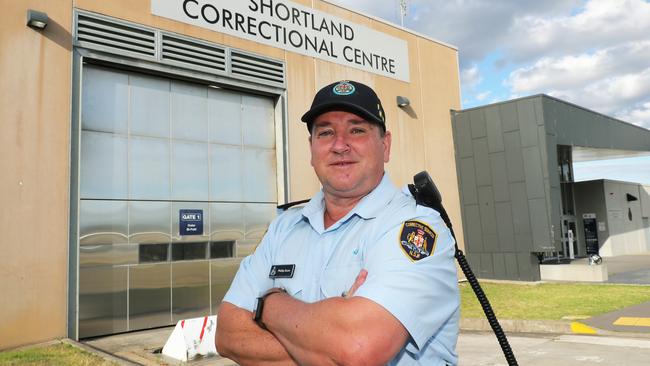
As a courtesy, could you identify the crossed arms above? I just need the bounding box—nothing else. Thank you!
[215,269,409,366]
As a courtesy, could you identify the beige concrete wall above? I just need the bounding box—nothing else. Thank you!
[0,0,462,348]
[0,0,73,350]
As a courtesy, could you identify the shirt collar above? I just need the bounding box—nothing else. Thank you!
[299,173,398,232]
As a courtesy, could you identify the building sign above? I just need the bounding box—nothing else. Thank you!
[179,209,204,236]
[151,0,410,81]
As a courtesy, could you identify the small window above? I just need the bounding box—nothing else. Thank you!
[210,241,235,259]
[139,243,169,263]
[172,242,208,261]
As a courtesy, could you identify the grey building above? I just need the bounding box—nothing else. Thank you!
[451,95,650,281]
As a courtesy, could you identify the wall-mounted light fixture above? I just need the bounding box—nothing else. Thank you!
[396,96,410,108]
[27,9,49,30]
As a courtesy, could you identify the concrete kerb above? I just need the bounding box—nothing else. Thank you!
[461,318,650,339]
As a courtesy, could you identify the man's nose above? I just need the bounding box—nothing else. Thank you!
[331,133,350,153]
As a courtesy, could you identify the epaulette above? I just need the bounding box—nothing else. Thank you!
[276,199,310,211]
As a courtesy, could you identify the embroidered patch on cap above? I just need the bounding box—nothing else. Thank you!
[333,81,355,95]
[399,220,437,261]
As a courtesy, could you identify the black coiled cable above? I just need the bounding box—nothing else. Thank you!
[409,172,518,366]
[453,233,518,366]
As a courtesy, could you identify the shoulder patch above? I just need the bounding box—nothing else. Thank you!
[399,220,437,262]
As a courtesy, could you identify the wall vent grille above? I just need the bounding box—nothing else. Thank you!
[76,13,156,58]
[161,33,226,74]
[74,10,285,88]
[231,51,285,85]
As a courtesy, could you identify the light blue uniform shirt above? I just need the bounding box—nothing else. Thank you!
[223,174,460,365]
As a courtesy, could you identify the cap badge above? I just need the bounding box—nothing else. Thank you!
[333,81,355,96]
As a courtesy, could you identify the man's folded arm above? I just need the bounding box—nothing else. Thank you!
[215,301,298,366]
[261,294,409,366]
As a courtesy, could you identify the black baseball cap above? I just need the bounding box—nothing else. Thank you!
[301,80,386,132]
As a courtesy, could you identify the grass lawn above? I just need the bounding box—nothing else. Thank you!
[0,342,116,366]
[461,281,650,320]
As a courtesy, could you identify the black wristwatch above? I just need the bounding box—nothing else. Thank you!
[254,287,286,329]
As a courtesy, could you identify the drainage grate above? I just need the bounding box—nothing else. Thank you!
[76,13,156,58]
[231,50,285,86]
[161,33,226,74]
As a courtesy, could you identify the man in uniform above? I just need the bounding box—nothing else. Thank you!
[215,80,459,365]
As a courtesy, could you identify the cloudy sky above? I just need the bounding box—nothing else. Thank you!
[331,0,650,184]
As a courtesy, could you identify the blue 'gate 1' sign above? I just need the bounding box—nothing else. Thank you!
[179,209,203,236]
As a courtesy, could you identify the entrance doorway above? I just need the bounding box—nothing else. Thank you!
[561,216,578,259]
[76,64,280,338]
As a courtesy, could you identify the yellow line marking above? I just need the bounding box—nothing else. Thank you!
[571,322,598,334]
[614,317,650,327]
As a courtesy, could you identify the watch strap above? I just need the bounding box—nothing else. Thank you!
[254,287,286,329]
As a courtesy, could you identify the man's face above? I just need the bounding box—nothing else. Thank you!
[309,111,391,199]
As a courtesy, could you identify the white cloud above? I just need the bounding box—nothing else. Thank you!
[460,64,482,89]
[507,41,650,95]
[507,0,650,62]
[616,101,650,129]
[330,0,581,66]
[475,91,491,101]
[330,0,650,128]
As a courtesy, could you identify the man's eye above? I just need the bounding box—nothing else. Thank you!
[351,128,366,134]
[317,130,334,137]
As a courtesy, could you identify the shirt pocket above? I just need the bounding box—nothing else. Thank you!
[320,260,364,298]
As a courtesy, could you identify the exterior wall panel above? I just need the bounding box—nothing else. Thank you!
[0,0,73,349]
[485,106,504,153]
[472,138,491,186]
[503,131,525,183]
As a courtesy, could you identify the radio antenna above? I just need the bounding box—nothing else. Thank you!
[399,0,407,27]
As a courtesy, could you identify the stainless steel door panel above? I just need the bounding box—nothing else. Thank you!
[80,131,128,199]
[79,266,128,338]
[128,201,171,245]
[208,88,242,145]
[209,203,244,241]
[80,244,138,267]
[244,203,276,240]
[130,74,171,139]
[129,263,172,331]
[242,94,275,149]
[243,148,277,202]
[81,65,129,135]
[79,200,128,245]
[172,202,209,243]
[172,261,210,322]
[209,144,244,201]
[129,135,171,200]
[171,141,209,201]
[171,81,208,142]
[235,239,260,258]
[210,258,241,313]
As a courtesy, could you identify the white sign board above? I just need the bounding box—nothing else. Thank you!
[151,0,410,81]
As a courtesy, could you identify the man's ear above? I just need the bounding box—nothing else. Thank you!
[383,130,392,163]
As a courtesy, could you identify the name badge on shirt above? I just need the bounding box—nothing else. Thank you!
[269,264,295,279]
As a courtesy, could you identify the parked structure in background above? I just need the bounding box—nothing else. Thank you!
[451,95,650,281]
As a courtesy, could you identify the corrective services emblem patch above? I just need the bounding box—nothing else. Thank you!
[333,81,355,95]
[399,220,437,261]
